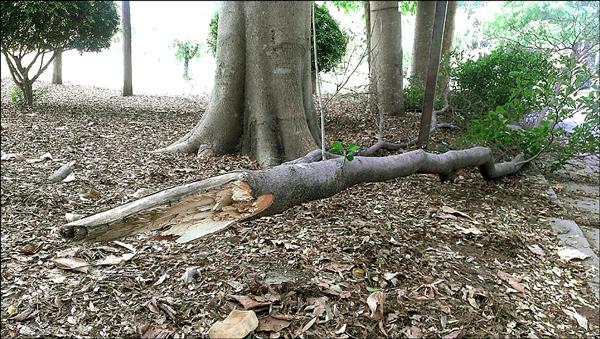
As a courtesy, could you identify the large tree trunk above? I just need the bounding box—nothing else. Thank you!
[52,50,63,85]
[60,147,526,243]
[22,80,33,106]
[122,0,133,97]
[411,1,436,86]
[156,2,320,168]
[370,1,404,116]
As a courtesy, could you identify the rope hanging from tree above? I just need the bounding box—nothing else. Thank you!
[312,2,326,160]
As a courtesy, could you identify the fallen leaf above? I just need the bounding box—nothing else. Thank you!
[527,244,545,256]
[456,226,482,235]
[136,324,173,339]
[558,248,590,261]
[497,271,525,295]
[52,257,89,273]
[208,310,258,339]
[6,304,18,316]
[335,324,347,334]
[153,274,168,286]
[112,240,136,252]
[443,329,461,339]
[383,272,398,281]
[405,325,423,338]
[1,152,25,161]
[563,308,588,330]
[25,152,53,163]
[257,316,291,332]
[339,290,351,298]
[13,308,37,322]
[19,243,42,255]
[82,187,101,199]
[351,267,365,279]
[62,172,76,183]
[324,262,353,273]
[95,252,135,266]
[307,296,328,317]
[230,295,271,310]
[441,206,472,219]
[367,291,385,320]
[182,267,198,284]
[300,317,316,334]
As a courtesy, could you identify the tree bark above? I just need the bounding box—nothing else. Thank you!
[439,1,457,92]
[418,1,448,147]
[52,50,63,85]
[184,58,190,80]
[122,0,133,96]
[156,2,320,168]
[370,1,404,116]
[22,80,33,106]
[411,1,436,85]
[60,147,526,243]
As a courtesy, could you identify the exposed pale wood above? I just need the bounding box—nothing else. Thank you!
[48,161,76,183]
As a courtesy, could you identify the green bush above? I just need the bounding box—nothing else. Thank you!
[460,51,599,171]
[403,76,445,112]
[8,85,47,107]
[450,47,554,117]
[207,4,348,73]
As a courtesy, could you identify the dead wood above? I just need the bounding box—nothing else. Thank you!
[61,147,526,244]
[48,161,76,183]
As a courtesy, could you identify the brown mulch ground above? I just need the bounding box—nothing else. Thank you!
[1,78,598,338]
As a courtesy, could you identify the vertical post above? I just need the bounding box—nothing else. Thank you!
[52,50,62,85]
[417,0,448,147]
[122,0,133,96]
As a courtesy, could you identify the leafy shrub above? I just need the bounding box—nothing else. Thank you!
[461,52,599,171]
[450,47,554,117]
[8,85,47,107]
[207,4,348,73]
[403,76,445,112]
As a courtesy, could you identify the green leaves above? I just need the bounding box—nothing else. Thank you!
[329,141,360,162]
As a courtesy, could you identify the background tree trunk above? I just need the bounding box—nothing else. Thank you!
[184,58,190,79]
[441,1,457,56]
[365,1,377,115]
[418,1,448,147]
[157,2,320,168]
[52,50,63,85]
[22,80,33,106]
[411,1,436,86]
[122,0,133,96]
[439,1,457,92]
[370,1,404,116]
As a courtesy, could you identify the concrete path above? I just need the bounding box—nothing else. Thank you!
[546,155,599,299]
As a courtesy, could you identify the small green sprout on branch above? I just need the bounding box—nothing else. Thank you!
[329,140,361,162]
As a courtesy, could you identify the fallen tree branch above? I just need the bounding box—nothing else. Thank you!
[61,147,525,244]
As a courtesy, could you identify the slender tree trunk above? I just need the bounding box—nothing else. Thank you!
[439,1,457,95]
[52,50,63,85]
[365,1,377,114]
[184,58,190,79]
[156,2,320,168]
[370,1,404,116]
[441,1,457,56]
[122,0,133,96]
[411,1,436,85]
[418,1,448,147]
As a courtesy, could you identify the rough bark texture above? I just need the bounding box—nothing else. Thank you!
[418,1,448,146]
[52,50,63,85]
[61,147,526,243]
[157,2,320,168]
[370,1,404,116]
[411,1,436,85]
[122,0,133,97]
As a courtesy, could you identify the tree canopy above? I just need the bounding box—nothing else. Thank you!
[1,1,119,54]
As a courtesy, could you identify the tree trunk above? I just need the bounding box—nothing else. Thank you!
[184,58,190,80]
[365,1,377,115]
[439,1,457,92]
[60,147,526,243]
[52,50,63,85]
[411,1,436,85]
[122,0,133,96]
[441,1,457,56]
[370,1,404,116]
[21,80,33,106]
[156,2,320,168]
[418,1,448,147]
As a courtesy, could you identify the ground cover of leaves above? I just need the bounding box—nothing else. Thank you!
[1,79,598,338]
